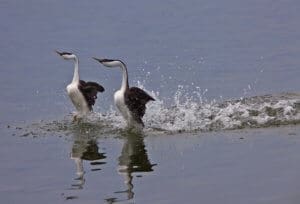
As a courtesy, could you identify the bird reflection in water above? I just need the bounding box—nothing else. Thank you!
[113,130,156,201]
[70,135,106,190]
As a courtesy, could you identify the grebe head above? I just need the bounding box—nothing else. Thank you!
[56,51,77,60]
[92,58,125,68]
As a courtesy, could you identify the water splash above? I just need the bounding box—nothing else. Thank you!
[144,89,300,133]
[13,82,300,137]
[97,83,300,133]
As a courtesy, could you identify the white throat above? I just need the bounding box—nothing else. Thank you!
[72,57,79,83]
[119,62,129,92]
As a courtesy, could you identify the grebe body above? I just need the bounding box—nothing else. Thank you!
[56,51,104,118]
[93,58,154,127]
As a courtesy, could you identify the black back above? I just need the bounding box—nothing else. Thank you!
[78,80,105,111]
[124,87,155,126]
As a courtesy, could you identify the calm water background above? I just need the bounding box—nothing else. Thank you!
[1,0,300,203]
[1,0,300,123]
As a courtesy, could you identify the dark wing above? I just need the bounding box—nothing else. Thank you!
[85,81,105,92]
[125,87,155,126]
[78,80,105,111]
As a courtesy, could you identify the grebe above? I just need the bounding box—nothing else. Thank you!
[93,58,155,128]
[56,51,104,119]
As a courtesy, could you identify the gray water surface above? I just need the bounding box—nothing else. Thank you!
[1,0,300,203]
[1,0,300,122]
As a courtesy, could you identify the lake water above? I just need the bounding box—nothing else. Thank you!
[1,0,300,203]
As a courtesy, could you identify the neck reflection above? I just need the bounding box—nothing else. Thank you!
[70,132,106,190]
[115,131,156,201]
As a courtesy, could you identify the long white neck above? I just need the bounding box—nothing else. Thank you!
[119,62,129,92]
[72,57,79,83]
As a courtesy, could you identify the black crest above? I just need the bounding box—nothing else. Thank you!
[56,50,73,56]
